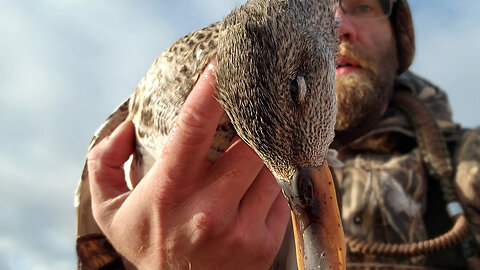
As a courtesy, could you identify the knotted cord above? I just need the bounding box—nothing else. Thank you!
[344,90,469,256]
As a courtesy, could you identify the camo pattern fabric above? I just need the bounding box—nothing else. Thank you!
[332,71,479,268]
[454,127,480,253]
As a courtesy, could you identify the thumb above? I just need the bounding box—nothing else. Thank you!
[87,120,134,213]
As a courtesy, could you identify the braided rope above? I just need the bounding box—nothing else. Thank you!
[345,90,470,256]
[345,215,469,256]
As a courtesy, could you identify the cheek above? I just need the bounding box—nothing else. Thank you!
[358,23,396,62]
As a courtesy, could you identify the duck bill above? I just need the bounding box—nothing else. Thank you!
[277,161,346,270]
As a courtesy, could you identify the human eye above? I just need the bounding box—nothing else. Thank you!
[351,1,374,15]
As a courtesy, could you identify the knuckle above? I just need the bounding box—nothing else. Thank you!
[151,181,180,211]
[151,167,191,205]
[190,201,227,240]
[221,167,242,181]
[86,146,101,165]
[86,144,112,173]
[191,212,217,236]
[86,154,113,185]
[86,153,102,182]
[160,163,187,186]
[175,108,214,145]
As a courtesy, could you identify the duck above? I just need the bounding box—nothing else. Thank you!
[76,0,345,269]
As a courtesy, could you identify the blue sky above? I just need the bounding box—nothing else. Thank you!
[0,1,478,269]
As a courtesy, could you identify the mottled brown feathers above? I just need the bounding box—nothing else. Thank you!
[128,0,338,181]
[216,0,338,179]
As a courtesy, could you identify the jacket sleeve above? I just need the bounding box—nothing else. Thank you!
[454,127,480,247]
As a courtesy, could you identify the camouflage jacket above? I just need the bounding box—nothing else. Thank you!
[273,71,480,270]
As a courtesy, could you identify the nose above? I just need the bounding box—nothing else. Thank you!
[336,8,357,42]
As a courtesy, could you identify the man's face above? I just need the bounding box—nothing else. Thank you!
[334,6,399,141]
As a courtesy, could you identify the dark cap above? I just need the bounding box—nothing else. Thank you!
[390,0,415,73]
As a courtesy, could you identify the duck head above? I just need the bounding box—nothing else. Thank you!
[216,0,345,269]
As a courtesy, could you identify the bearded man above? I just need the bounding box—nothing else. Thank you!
[78,0,480,269]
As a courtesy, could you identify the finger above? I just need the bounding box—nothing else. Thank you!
[159,60,224,180]
[88,120,134,204]
[207,137,265,208]
[238,166,282,225]
[265,191,290,242]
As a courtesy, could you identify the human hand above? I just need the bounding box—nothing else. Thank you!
[87,61,291,269]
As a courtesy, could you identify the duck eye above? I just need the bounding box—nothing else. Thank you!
[289,76,306,104]
[290,79,299,103]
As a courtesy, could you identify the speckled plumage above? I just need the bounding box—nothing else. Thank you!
[127,0,338,183]
[76,0,339,266]
[127,22,227,181]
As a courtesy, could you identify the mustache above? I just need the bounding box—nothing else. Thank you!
[337,42,377,73]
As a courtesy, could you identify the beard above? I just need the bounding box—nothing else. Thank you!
[335,40,398,135]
